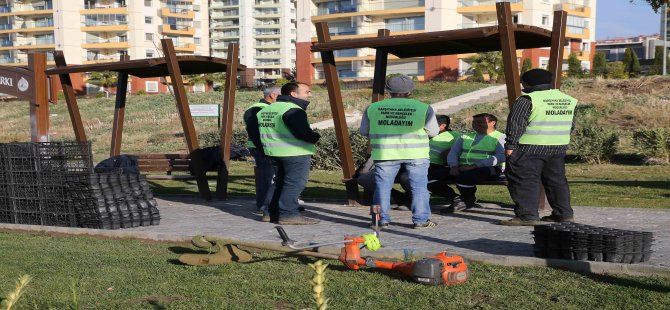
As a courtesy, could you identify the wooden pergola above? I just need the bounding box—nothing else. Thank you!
[313,2,569,205]
[45,39,246,201]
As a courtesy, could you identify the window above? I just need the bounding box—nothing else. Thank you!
[512,14,520,24]
[145,81,158,93]
[385,16,425,32]
[582,42,590,51]
[145,33,153,41]
[145,16,152,24]
[146,50,154,58]
[144,0,151,7]
[541,15,549,26]
[194,37,200,44]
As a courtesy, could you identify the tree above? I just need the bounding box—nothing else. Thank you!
[185,72,226,90]
[606,61,628,79]
[651,45,670,74]
[630,0,669,13]
[465,52,503,83]
[86,71,118,97]
[520,58,533,76]
[567,53,583,78]
[592,52,608,77]
[623,48,641,77]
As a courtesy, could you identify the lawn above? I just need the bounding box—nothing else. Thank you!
[0,232,668,309]
[148,161,670,209]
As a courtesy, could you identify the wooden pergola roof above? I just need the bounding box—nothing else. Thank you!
[46,55,246,78]
[312,25,554,58]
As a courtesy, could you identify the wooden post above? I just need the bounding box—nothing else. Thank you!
[315,22,360,205]
[215,43,240,200]
[496,2,521,107]
[28,53,49,142]
[53,51,87,143]
[161,39,212,201]
[371,29,390,103]
[110,53,130,157]
[548,10,568,89]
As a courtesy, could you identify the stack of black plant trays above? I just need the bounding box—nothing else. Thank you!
[0,142,159,229]
[533,223,653,264]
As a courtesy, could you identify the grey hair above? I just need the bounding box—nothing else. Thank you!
[263,86,281,98]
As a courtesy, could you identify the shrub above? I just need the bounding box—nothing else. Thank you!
[136,90,147,95]
[312,128,368,170]
[606,62,627,79]
[274,78,291,86]
[569,126,619,164]
[198,129,248,148]
[632,128,670,164]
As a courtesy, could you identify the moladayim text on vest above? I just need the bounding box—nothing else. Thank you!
[544,98,573,115]
[377,107,417,126]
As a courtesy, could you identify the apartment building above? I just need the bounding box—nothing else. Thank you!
[210,0,297,87]
[296,0,597,83]
[0,0,209,93]
[596,34,663,62]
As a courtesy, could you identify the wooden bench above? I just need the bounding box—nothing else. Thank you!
[137,153,218,180]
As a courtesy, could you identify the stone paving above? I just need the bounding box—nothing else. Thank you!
[124,196,670,268]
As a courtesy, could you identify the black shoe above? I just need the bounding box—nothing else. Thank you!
[450,198,467,212]
[413,219,438,229]
[499,217,543,226]
[252,209,264,216]
[298,206,306,213]
[541,214,574,222]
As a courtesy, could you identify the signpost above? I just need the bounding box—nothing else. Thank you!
[189,103,221,128]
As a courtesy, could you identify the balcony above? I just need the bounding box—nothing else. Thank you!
[81,1,127,14]
[458,22,497,29]
[82,37,129,49]
[555,0,591,18]
[210,1,239,9]
[566,26,590,39]
[161,7,195,19]
[386,22,424,32]
[210,11,239,19]
[162,24,195,36]
[457,0,523,14]
[254,0,279,7]
[253,9,280,18]
[0,1,54,15]
[313,0,424,18]
[81,19,128,31]
[174,42,196,52]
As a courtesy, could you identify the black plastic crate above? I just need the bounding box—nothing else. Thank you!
[14,211,42,225]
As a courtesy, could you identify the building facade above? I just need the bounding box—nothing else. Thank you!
[0,0,209,93]
[595,34,662,62]
[296,0,597,84]
[209,0,297,87]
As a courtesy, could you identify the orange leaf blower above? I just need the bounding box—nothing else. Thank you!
[276,226,468,286]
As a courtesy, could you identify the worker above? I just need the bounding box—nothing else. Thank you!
[445,113,505,212]
[360,74,440,229]
[257,82,321,225]
[244,86,281,217]
[500,69,578,226]
[428,114,460,207]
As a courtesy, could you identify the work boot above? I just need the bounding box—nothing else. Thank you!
[440,197,466,214]
[278,215,320,225]
[541,214,574,222]
[499,217,543,226]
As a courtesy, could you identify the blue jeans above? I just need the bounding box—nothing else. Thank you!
[268,155,311,219]
[373,158,431,225]
[250,148,275,213]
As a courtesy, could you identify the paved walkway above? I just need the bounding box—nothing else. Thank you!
[119,196,670,271]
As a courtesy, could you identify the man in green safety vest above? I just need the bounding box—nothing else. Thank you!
[428,115,460,205]
[257,82,321,225]
[360,75,440,229]
[244,86,281,217]
[446,113,506,212]
[500,69,577,226]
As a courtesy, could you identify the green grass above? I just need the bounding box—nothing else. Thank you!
[0,232,668,309]
[148,161,670,209]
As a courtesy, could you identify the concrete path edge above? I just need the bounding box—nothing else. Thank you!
[2,223,669,280]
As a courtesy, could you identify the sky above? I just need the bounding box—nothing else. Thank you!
[596,1,664,39]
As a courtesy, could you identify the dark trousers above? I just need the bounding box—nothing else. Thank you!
[455,167,498,204]
[268,155,311,220]
[505,150,572,221]
[250,148,275,213]
[427,164,457,200]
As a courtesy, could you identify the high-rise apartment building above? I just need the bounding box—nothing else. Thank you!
[0,0,208,93]
[210,0,297,87]
[296,0,596,83]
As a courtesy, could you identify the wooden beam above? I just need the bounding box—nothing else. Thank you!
[53,51,87,143]
[110,53,130,157]
[161,39,212,201]
[371,29,390,103]
[29,53,49,142]
[496,2,521,108]
[216,43,240,200]
[315,22,360,205]
[548,10,568,89]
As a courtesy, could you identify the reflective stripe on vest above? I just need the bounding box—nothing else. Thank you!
[518,89,577,146]
[245,102,270,148]
[367,98,430,160]
[257,101,316,156]
[429,131,461,165]
[459,130,504,166]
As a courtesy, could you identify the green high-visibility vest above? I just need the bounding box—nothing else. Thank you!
[257,101,316,157]
[459,130,504,167]
[245,102,269,149]
[367,98,430,160]
[429,131,461,165]
[518,89,577,145]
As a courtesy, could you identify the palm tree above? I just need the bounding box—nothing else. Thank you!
[465,52,503,83]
